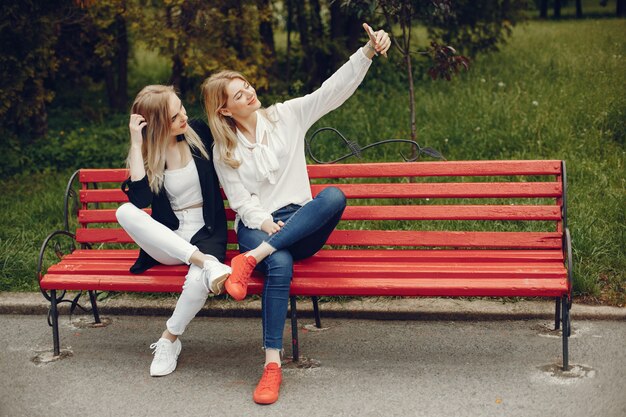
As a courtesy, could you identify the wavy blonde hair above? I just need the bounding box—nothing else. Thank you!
[128,85,209,193]
[201,71,276,169]
[201,71,246,169]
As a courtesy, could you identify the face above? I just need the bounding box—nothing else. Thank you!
[221,78,261,119]
[168,93,188,137]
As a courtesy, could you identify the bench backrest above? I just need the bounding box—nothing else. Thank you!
[74,160,566,251]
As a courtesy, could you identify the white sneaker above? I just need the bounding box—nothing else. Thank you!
[149,337,182,377]
[203,260,231,295]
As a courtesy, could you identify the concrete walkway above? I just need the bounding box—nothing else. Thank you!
[1,291,625,321]
[1,293,625,416]
[1,314,625,417]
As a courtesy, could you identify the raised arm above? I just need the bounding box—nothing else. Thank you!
[121,114,152,208]
[282,24,390,132]
[128,114,147,181]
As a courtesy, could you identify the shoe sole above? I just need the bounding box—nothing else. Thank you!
[150,341,182,377]
[253,396,279,405]
[209,273,230,295]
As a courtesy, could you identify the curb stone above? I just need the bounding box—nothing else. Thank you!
[1,292,624,321]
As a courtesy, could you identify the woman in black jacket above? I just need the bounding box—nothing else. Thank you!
[116,85,229,377]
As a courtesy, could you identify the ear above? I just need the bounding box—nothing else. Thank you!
[219,108,232,118]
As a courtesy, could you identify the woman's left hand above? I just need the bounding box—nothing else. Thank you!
[362,23,391,57]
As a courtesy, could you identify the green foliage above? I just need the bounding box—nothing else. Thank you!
[134,0,273,99]
[0,115,129,177]
[0,1,70,138]
[428,0,529,56]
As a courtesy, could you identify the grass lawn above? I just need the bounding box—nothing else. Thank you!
[1,17,624,304]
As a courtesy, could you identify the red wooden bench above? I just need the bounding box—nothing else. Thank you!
[38,160,573,369]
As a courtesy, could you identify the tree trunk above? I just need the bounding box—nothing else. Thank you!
[618,0,626,17]
[539,0,548,19]
[170,55,185,95]
[286,0,292,91]
[29,79,48,139]
[330,2,362,69]
[257,0,276,64]
[308,0,329,86]
[104,66,116,110]
[114,12,128,111]
[295,0,318,87]
[575,0,583,18]
[294,1,310,55]
[553,0,561,19]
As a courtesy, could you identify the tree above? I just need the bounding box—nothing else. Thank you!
[539,0,548,18]
[68,0,130,112]
[575,0,583,18]
[0,1,73,139]
[553,0,561,19]
[135,1,272,99]
[618,0,626,17]
[338,0,526,156]
[257,0,277,77]
[428,0,529,56]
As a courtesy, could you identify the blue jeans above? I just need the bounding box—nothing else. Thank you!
[236,187,347,349]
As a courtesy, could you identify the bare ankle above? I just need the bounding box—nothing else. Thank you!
[248,242,275,263]
[162,330,178,342]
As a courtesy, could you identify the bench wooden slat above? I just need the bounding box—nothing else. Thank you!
[78,161,562,184]
[80,169,129,183]
[79,204,561,224]
[325,230,562,248]
[310,182,563,198]
[339,205,561,221]
[47,260,566,279]
[285,278,568,297]
[64,249,564,262]
[40,274,567,297]
[77,182,564,204]
[75,228,562,249]
[307,161,562,178]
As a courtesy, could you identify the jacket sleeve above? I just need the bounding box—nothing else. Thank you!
[121,175,153,208]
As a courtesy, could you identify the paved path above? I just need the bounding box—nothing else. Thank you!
[1,314,624,417]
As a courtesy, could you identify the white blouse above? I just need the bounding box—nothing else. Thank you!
[213,47,372,231]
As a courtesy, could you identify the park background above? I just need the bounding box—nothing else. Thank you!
[1,0,624,305]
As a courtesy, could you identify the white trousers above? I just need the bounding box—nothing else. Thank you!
[116,203,222,335]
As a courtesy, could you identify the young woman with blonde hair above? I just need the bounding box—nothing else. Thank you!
[202,23,391,404]
[116,85,230,377]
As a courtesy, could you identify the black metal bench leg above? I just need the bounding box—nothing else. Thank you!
[88,291,101,324]
[290,296,299,362]
[561,295,570,371]
[50,290,60,356]
[554,297,561,330]
[311,296,322,328]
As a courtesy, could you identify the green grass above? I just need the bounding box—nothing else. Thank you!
[1,18,624,304]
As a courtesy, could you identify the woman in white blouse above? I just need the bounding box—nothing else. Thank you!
[202,24,391,405]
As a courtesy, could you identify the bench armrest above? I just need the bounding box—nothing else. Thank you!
[37,230,80,301]
[564,227,573,299]
[63,170,81,233]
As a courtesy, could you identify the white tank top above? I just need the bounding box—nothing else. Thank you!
[163,160,203,210]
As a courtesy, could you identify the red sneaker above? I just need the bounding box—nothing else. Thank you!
[253,362,282,405]
[225,253,257,301]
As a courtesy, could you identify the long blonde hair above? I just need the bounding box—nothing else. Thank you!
[128,85,209,193]
[201,71,247,169]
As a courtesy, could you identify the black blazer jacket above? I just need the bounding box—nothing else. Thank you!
[121,119,228,274]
